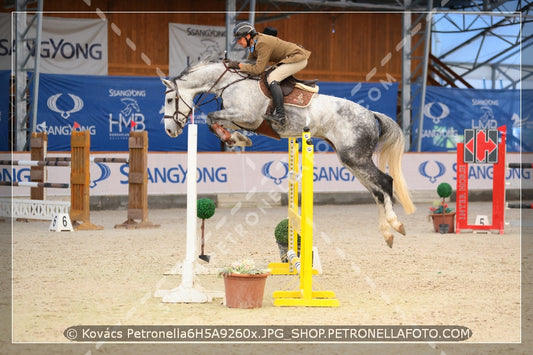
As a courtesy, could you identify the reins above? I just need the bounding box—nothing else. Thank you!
[166,61,258,126]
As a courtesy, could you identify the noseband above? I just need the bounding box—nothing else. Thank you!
[164,86,191,129]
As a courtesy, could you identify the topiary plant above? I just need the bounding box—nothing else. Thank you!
[197,198,216,262]
[430,182,454,214]
[274,218,289,244]
[197,198,216,220]
[274,218,302,262]
[274,218,301,244]
[437,182,452,200]
[430,182,456,233]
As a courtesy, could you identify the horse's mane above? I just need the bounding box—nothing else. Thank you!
[173,60,222,81]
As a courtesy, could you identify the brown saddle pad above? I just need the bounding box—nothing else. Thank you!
[259,72,317,112]
[251,70,319,141]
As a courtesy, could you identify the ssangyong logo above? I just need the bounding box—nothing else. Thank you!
[423,102,450,124]
[418,160,446,183]
[262,161,289,185]
[90,163,111,188]
[40,93,96,135]
[47,93,84,119]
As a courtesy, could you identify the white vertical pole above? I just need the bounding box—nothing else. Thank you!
[159,108,211,303]
[182,118,197,288]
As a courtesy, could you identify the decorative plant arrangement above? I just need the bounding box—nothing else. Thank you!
[197,198,215,262]
[217,259,270,277]
[218,259,270,309]
[274,218,301,262]
[429,182,456,234]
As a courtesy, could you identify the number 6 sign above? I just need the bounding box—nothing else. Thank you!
[49,213,74,232]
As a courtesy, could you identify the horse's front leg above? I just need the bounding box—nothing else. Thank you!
[207,110,253,147]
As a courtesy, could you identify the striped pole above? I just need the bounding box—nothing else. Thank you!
[508,163,533,169]
[507,202,533,209]
[0,181,69,188]
[45,157,129,164]
[0,158,129,165]
[0,160,71,167]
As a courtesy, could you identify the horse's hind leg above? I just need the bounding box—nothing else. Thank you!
[377,192,406,248]
[338,151,405,247]
[378,205,394,248]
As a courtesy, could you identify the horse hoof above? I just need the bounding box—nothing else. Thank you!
[232,132,252,147]
[396,223,406,236]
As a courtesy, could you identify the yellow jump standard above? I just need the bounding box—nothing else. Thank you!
[272,127,339,307]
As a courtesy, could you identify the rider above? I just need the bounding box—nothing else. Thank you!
[226,22,311,126]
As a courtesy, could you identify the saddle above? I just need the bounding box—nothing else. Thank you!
[255,70,319,139]
[259,70,319,105]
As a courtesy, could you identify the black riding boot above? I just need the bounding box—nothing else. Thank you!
[263,81,286,125]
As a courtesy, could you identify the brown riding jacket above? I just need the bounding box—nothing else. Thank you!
[239,33,311,76]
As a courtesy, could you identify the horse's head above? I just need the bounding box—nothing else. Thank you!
[161,78,192,137]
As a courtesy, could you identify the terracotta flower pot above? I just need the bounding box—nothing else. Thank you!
[430,212,456,233]
[223,273,269,309]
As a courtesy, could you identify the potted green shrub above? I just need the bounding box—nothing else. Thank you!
[217,259,270,309]
[429,182,456,233]
[274,218,301,262]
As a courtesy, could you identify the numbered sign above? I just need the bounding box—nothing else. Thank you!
[49,213,74,232]
[475,215,490,226]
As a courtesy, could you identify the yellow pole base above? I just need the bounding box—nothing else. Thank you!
[273,289,339,307]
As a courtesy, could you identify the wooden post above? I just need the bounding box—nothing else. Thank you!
[115,131,159,229]
[70,131,102,230]
[30,132,47,200]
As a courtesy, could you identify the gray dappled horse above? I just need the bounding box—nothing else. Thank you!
[162,61,415,247]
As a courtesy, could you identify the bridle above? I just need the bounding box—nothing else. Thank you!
[163,85,191,130]
[163,62,251,129]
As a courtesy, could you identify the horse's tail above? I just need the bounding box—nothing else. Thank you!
[373,112,416,215]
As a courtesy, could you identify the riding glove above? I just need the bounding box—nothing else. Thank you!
[225,60,240,69]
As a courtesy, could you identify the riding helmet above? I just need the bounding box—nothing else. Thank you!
[232,22,257,39]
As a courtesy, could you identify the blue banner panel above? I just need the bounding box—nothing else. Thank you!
[244,81,399,152]
[0,70,9,151]
[37,73,221,151]
[37,73,399,152]
[410,85,530,152]
[521,90,533,152]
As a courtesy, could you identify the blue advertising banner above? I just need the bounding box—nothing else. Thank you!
[244,81,399,152]
[37,73,221,151]
[0,70,9,151]
[410,85,532,152]
[36,73,399,152]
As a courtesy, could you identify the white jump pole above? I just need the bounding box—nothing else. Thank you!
[157,108,211,303]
